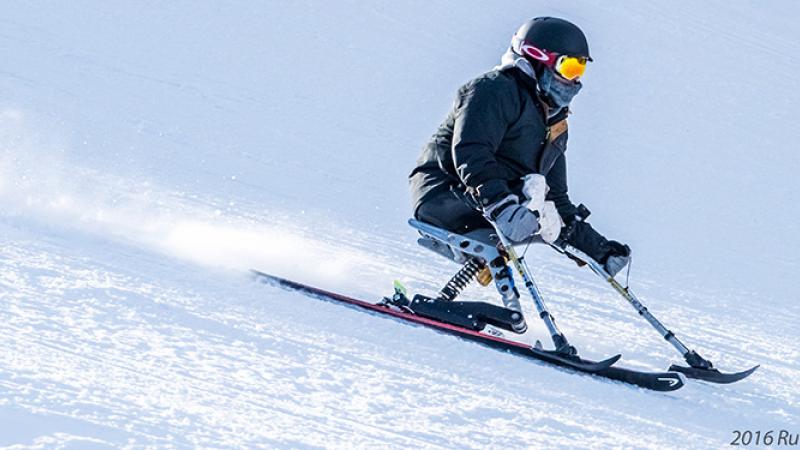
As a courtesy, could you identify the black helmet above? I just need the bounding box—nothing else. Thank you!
[512,17,592,61]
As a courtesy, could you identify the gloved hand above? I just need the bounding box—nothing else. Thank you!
[559,219,631,276]
[602,241,631,277]
[521,174,564,244]
[484,195,540,243]
[559,220,607,261]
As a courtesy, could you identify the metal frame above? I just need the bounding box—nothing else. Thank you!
[489,223,575,355]
[410,219,575,355]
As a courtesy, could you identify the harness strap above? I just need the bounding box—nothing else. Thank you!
[548,118,568,143]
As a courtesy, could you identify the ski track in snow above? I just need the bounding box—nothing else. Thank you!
[2,1,799,448]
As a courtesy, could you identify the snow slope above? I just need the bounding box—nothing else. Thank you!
[1,1,798,448]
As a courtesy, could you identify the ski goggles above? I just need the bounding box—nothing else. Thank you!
[519,42,588,81]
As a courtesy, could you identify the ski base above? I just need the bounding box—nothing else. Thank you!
[252,270,684,392]
[389,292,528,334]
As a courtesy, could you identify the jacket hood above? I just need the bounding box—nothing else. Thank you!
[495,47,537,80]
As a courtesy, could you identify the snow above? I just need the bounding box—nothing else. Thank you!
[1,1,798,448]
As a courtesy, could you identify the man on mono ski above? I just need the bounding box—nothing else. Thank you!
[409,17,631,327]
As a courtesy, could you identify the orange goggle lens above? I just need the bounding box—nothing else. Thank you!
[555,55,587,81]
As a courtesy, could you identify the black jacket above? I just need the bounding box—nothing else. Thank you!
[409,67,578,221]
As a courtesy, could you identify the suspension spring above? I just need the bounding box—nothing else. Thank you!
[437,258,484,301]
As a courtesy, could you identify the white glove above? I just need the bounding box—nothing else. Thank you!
[521,174,564,244]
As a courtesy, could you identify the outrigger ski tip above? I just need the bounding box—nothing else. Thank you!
[668,363,759,384]
[665,349,759,384]
[532,340,622,373]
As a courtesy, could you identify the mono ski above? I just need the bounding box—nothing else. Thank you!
[252,270,685,392]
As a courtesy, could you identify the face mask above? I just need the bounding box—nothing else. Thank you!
[538,67,582,108]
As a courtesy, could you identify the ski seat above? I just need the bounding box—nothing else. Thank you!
[409,219,500,264]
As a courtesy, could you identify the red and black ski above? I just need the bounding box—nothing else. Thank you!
[252,270,684,392]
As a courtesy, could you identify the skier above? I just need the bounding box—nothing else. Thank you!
[409,17,631,316]
[252,17,758,382]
